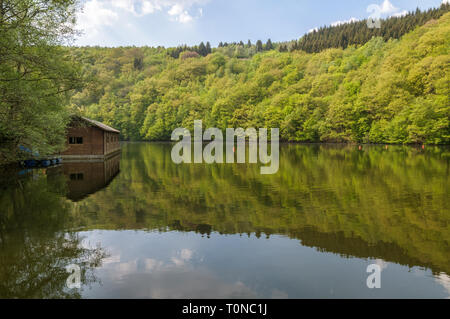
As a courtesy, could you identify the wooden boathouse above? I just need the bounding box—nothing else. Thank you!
[61,116,120,161]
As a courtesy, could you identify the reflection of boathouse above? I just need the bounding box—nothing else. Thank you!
[62,116,120,161]
[63,154,120,201]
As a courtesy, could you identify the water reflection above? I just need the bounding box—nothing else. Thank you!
[63,154,121,201]
[0,143,449,298]
[74,143,449,275]
[0,167,107,298]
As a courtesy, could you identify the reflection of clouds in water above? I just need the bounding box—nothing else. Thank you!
[171,248,194,266]
[117,260,137,273]
[375,259,388,270]
[98,248,199,282]
[116,271,258,299]
[271,289,288,299]
[94,249,260,298]
[93,246,288,298]
[435,273,450,299]
[180,248,193,260]
[102,254,121,264]
[144,258,165,272]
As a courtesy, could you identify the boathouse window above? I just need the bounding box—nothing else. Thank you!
[69,137,83,144]
[70,173,84,181]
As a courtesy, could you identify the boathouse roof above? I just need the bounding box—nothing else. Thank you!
[72,116,120,134]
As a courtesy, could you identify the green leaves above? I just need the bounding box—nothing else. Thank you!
[70,12,450,146]
[0,0,84,164]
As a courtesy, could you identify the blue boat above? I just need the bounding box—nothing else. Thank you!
[24,160,37,168]
[40,160,51,167]
[19,145,62,168]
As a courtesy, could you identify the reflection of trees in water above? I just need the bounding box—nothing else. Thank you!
[0,232,105,298]
[71,143,450,275]
[1,144,448,296]
[0,169,107,298]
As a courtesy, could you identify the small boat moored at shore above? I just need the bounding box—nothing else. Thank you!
[21,157,62,168]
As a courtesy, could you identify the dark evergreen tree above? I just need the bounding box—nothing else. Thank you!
[133,57,143,70]
[265,38,273,50]
[198,42,207,56]
[296,4,449,53]
[256,40,263,52]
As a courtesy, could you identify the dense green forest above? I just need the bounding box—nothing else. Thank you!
[1,2,449,165]
[71,7,450,144]
[0,0,83,164]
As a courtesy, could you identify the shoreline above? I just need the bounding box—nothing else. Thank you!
[119,140,450,146]
[1,142,449,168]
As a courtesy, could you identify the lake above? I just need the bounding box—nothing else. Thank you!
[0,142,449,298]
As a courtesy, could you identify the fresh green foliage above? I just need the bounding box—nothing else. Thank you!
[0,0,84,164]
[72,12,450,144]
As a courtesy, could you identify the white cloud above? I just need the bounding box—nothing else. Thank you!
[367,1,410,19]
[112,0,161,16]
[307,17,358,35]
[77,0,119,37]
[178,11,194,23]
[392,10,408,18]
[166,1,208,23]
[167,3,194,23]
[168,3,183,16]
[378,0,412,18]
[443,0,450,5]
[77,0,208,33]
[331,17,359,27]
[379,0,398,15]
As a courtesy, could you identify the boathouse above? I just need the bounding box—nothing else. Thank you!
[61,116,120,161]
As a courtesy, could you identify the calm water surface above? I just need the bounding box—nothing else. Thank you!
[0,143,449,298]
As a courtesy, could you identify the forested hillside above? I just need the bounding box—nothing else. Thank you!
[71,10,449,144]
[295,4,450,53]
[1,3,449,166]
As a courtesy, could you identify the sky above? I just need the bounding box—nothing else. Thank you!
[74,0,449,47]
